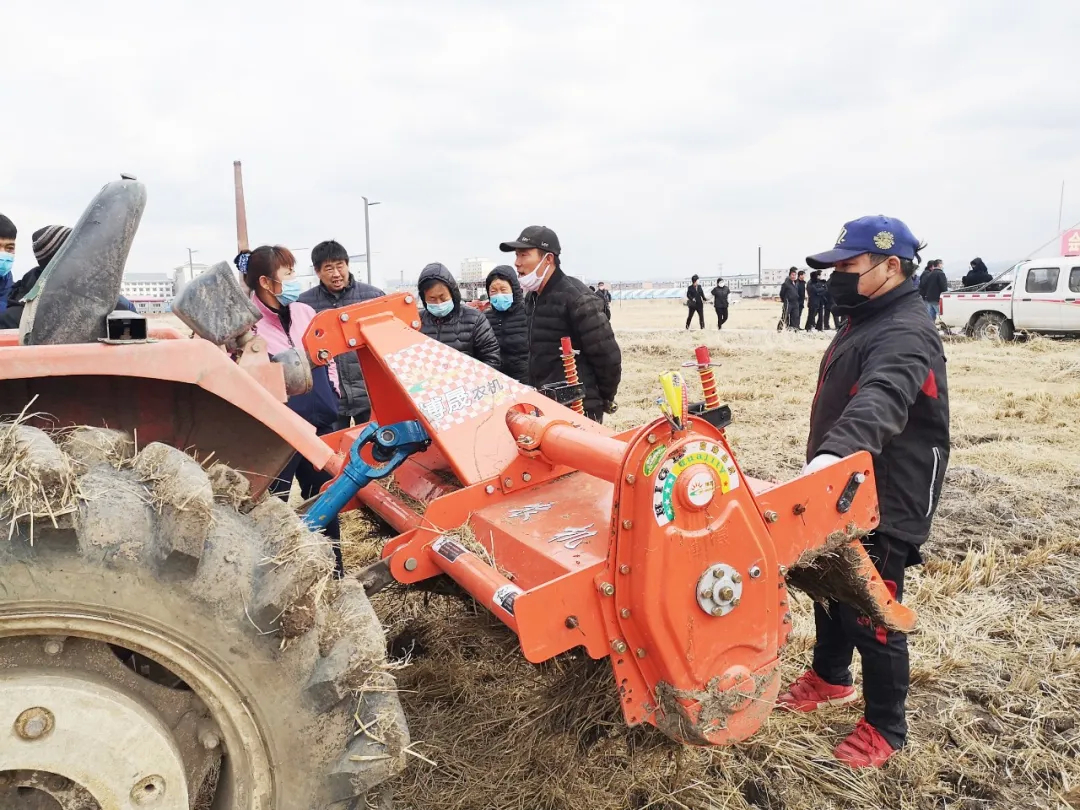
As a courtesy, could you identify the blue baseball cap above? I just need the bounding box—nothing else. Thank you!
[806,215,922,270]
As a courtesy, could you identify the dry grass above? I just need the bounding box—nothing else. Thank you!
[341,300,1080,810]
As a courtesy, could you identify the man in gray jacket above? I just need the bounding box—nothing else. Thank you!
[298,240,384,429]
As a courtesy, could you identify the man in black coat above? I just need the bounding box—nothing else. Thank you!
[417,263,501,368]
[684,274,706,329]
[805,270,827,331]
[796,270,807,327]
[779,268,800,330]
[596,281,612,320]
[918,259,949,321]
[298,240,385,429]
[709,278,730,329]
[499,225,620,423]
[778,215,949,770]
[484,265,529,383]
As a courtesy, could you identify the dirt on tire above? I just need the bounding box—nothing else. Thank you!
[0,423,408,809]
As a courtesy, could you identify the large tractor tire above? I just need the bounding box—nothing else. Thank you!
[0,424,407,810]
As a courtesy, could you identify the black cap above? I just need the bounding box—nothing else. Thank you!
[499,225,560,255]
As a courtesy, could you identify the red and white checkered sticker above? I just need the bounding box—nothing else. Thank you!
[386,341,530,434]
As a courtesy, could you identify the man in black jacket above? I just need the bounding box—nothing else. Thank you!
[805,270,827,331]
[918,259,949,321]
[796,270,807,327]
[417,263,501,369]
[780,268,800,330]
[298,240,385,429]
[484,265,529,383]
[778,215,949,770]
[684,274,706,330]
[709,278,730,329]
[596,281,612,320]
[499,225,620,423]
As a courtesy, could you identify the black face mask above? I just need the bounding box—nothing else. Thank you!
[828,259,889,313]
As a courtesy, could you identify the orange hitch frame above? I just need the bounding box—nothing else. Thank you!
[303,293,914,746]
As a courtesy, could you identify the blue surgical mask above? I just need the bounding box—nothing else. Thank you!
[490,293,513,312]
[0,254,13,277]
[276,279,302,306]
[427,300,454,318]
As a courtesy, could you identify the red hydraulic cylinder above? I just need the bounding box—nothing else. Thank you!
[560,336,585,415]
[693,345,722,411]
[506,411,626,483]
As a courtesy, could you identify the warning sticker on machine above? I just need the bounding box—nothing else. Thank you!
[432,535,468,563]
[492,584,523,616]
[385,341,531,435]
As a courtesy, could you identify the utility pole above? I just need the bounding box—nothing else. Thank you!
[1059,180,1066,235]
[757,246,762,285]
[362,197,381,285]
[187,248,198,279]
[234,161,249,253]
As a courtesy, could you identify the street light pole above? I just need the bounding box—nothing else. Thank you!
[757,245,762,286]
[362,197,381,285]
[187,248,198,280]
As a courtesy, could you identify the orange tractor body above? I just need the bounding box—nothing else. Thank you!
[0,280,911,747]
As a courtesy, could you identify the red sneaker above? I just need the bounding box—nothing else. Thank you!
[833,719,898,768]
[777,669,858,712]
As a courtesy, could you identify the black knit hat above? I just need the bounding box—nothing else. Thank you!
[32,225,72,269]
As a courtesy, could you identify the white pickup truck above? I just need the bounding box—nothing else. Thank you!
[938,256,1080,340]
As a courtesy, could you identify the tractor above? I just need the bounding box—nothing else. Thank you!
[0,178,910,809]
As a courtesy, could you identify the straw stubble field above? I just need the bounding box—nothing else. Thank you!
[342,299,1080,810]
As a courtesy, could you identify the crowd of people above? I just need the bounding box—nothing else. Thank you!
[677,256,997,333]
[229,226,622,570]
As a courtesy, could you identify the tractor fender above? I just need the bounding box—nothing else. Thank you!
[0,337,337,496]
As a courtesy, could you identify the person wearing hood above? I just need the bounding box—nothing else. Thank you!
[484,265,528,383]
[0,225,135,329]
[244,244,344,573]
[777,215,949,771]
[961,257,992,288]
[710,278,730,329]
[418,263,501,369]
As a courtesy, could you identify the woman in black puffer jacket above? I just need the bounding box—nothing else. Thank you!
[483,265,528,383]
[418,262,501,369]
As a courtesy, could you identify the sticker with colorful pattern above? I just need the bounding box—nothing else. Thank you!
[651,443,740,526]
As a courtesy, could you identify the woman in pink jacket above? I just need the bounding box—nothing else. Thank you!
[244,245,343,572]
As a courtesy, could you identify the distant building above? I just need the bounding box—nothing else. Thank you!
[122,272,175,314]
[173,262,213,297]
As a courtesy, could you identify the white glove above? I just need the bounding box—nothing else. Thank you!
[801,453,842,476]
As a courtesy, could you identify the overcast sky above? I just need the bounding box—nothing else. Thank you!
[3,0,1077,284]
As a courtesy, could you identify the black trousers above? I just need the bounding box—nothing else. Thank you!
[715,306,728,329]
[811,532,916,750]
[805,301,824,330]
[685,303,704,329]
[783,301,800,329]
[269,427,343,575]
